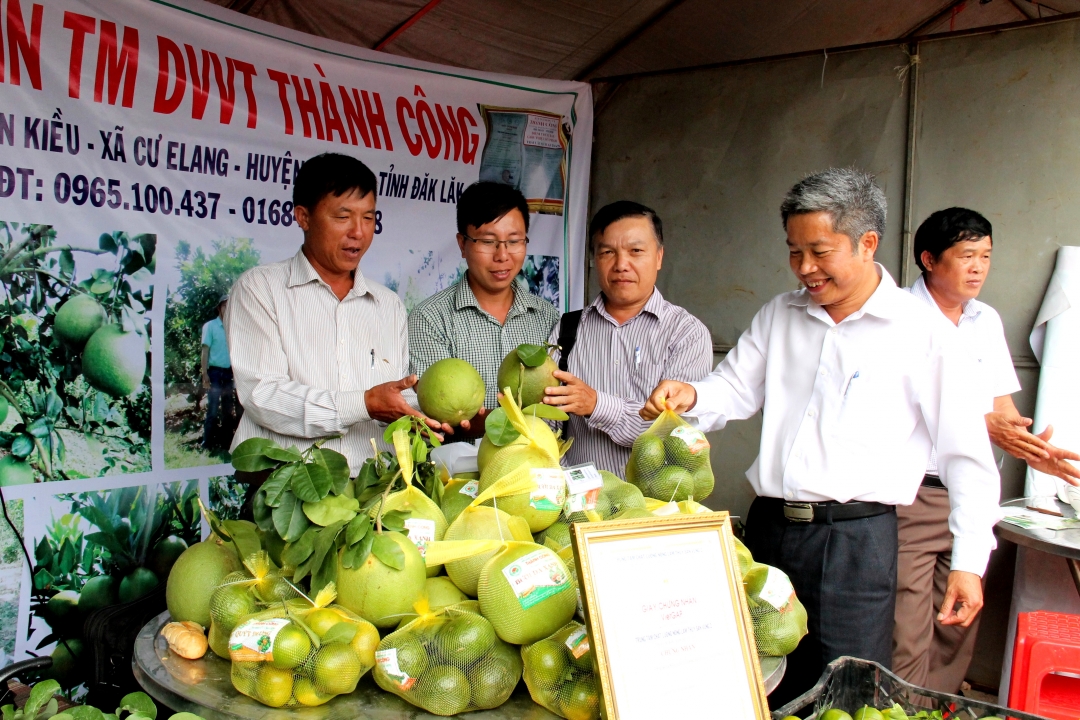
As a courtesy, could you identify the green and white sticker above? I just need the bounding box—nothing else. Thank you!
[375,648,415,690]
[758,566,795,611]
[530,468,567,512]
[459,480,479,498]
[501,548,571,609]
[228,617,289,662]
[670,425,710,454]
[404,518,436,558]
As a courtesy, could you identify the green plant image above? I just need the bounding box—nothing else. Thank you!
[164,238,259,468]
[0,222,154,482]
[26,481,201,688]
[0,498,23,664]
[209,475,246,521]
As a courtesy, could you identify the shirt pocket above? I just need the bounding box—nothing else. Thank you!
[630,361,664,399]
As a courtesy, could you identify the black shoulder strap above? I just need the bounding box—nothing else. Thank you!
[557,310,583,372]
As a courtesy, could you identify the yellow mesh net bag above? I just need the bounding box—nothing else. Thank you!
[625,407,714,502]
[228,583,378,707]
[207,551,303,658]
[522,620,600,720]
[477,540,578,646]
[373,601,523,715]
[733,538,808,657]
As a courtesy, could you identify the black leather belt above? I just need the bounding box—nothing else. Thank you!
[782,500,894,524]
[921,474,946,489]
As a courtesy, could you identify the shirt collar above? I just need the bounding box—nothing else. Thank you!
[910,274,982,324]
[287,249,370,297]
[454,275,539,318]
[588,287,666,324]
[789,263,904,323]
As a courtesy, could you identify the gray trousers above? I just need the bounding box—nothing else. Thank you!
[743,496,898,709]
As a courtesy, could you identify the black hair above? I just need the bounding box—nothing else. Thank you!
[588,201,663,252]
[913,207,993,272]
[292,153,378,211]
[456,182,530,235]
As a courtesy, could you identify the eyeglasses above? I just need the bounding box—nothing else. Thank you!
[464,235,529,254]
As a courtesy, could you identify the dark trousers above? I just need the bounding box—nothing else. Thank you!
[204,366,236,449]
[743,496,898,709]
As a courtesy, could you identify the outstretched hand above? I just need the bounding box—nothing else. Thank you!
[364,375,451,436]
[1026,424,1080,486]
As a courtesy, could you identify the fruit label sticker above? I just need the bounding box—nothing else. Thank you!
[669,425,710,455]
[530,468,567,512]
[758,566,795,611]
[565,626,591,659]
[375,648,416,691]
[228,617,290,662]
[652,501,680,517]
[501,548,571,609]
[459,480,480,498]
[564,463,603,513]
[404,518,436,558]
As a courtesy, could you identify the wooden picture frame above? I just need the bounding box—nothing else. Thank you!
[571,512,769,720]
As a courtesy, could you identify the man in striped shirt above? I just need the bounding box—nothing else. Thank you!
[409,182,560,433]
[227,153,448,474]
[544,201,713,477]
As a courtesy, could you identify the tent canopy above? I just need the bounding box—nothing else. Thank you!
[209,0,1080,81]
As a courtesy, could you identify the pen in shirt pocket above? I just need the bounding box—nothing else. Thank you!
[370,349,375,369]
[842,370,860,398]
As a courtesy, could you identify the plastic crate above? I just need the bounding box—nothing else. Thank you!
[772,657,1054,720]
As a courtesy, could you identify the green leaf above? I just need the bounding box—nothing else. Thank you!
[58,250,74,276]
[67,706,105,720]
[380,510,408,534]
[41,698,59,720]
[484,408,520,446]
[282,528,317,568]
[11,434,33,459]
[516,343,549,368]
[166,714,206,720]
[272,493,311,542]
[382,416,411,444]
[289,464,331,503]
[28,418,51,438]
[346,515,371,546]
[252,491,274,533]
[222,520,262,564]
[263,446,302,463]
[522,403,569,421]
[116,693,156,720]
[311,448,350,495]
[231,438,281,472]
[302,495,359,526]
[371,533,405,570]
[412,436,428,464]
[1,704,13,720]
[294,521,345,584]
[341,533,373,569]
[98,233,118,252]
[24,681,60,720]
[310,550,339,595]
[320,621,358,645]
[260,468,293,508]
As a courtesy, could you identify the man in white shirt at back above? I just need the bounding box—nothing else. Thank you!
[642,168,1001,706]
[894,207,1080,693]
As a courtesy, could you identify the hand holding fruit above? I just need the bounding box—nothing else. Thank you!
[641,380,697,419]
[542,370,597,416]
[938,570,983,627]
[365,375,452,434]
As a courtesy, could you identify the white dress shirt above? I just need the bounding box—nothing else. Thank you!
[226,249,414,473]
[686,266,1001,576]
[908,274,1021,475]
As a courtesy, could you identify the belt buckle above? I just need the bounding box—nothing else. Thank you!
[783,502,814,523]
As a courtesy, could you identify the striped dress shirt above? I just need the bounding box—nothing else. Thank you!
[549,289,714,476]
[225,249,414,473]
[409,277,559,409]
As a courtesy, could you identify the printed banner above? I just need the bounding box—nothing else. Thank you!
[0,0,592,674]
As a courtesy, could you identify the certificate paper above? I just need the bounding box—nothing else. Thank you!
[577,520,765,719]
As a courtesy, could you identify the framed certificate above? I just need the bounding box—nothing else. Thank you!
[571,512,768,720]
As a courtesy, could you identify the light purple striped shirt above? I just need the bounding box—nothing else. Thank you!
[549,289,714,476]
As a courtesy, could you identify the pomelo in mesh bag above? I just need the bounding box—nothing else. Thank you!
[394,576,470,628]
[209,552,301,637]
[626,407,715,502]
[374,603,522,715]
[478,541,577,645]
[734,545,808,657]
[228,584,376,707]
[336,529,427,628]
[441,478,480,525]
[478,414,560,473]
[371,483,448,577]
[166,534,241,628]
[522,621,599,720]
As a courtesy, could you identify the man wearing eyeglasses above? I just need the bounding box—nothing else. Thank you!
[409,182,559,432]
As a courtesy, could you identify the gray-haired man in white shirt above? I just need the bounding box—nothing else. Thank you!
[643,168,1000,705]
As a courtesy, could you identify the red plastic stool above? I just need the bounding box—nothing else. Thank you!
[1009,611,1080,719]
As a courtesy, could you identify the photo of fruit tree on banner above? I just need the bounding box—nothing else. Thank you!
[0,222,154,484]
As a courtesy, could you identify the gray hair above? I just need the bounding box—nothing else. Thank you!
[780,168,887,250]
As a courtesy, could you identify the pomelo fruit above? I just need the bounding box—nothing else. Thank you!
[148,535,188,579]
[372,488,447,577]
[524,638,568,683]
[0,456,35,486]
[605,478,646,514]
[441,479,478,525]
[693,465,715,499]
[664,432,708,470]
[417,358,485,426]
[629,434,665,477]
[434,612,496,664]
[335,531,426,628]
[166,536,242,628]
[312,643,363,694]
[853,707,884,720]
[479,444,563,532]
[445,506,532,596]
[478,414,560,473]
[537,519,571,549]
[45,638,84,688]
[82,324,147,398]
[54,294,106,347]
[271,623,311,670]
[305,607,347,637]
[210,579,259,632]
[293,677,332,707]
[820,710,853,720]
[254,665,293,707]
[119,567,159,603]
[79,575,118,615]
[426,576,469,610]
[560,679,600,720]
[647,465,694,502]
[497,347,559,408]
[470,643,522,709]
[349,620,381,667]
[45,590,81,636]
[415,664,471,716]
[478,542,576,645]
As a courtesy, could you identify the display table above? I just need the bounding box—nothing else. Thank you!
[133,612,786,718]
[996,497,1080,596]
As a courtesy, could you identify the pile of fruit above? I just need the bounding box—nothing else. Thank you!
[158,348,805,717]
[626,408,714,502]
[792,706,1007,720]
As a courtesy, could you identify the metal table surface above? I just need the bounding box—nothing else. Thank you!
[996,497,1080,595]
[134,612,786,719]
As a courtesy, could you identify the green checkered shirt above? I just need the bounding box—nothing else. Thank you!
[408,277,560,408]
